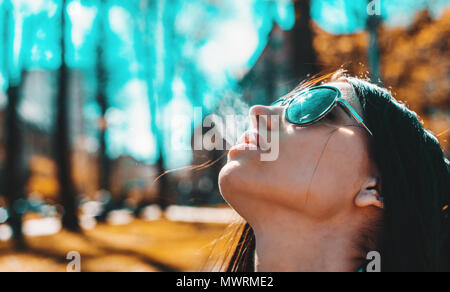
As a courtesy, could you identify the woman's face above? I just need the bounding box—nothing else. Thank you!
[219,81,379,226]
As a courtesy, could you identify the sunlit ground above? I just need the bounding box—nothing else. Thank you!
[0,210,235,272]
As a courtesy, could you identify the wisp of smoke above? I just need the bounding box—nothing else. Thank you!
[213,89,251,148]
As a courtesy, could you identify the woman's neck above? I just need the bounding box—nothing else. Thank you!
[252,210,363,272]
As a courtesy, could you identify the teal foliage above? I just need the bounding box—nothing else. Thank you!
[0,0,296,168]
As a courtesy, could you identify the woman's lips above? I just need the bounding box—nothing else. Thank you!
[228,129,268,158]
[238,130,259,147]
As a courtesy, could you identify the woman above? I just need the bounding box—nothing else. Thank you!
[218,72,450,272]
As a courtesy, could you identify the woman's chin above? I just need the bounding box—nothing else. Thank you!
[219,160,241,184]
[218,160,243,200]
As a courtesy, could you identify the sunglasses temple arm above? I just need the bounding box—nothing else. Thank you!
[339,99,373,136]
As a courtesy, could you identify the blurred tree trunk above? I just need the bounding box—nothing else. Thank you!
[156,0,180,210]
[291,0,318,78]
[155,145,169,209]
[366,0,382,85]
[96,0,110,192]
[3,0,25,249]
[55,0,80,232]
[4,84,25,249]
[143,0,170,210]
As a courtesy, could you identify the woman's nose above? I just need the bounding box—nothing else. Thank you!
[249,105,282,131]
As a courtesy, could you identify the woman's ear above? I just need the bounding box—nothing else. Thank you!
[355,177,383,209]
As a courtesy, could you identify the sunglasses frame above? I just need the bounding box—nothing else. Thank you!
[274,85,373,136]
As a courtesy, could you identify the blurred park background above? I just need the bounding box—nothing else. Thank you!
[0,0,448,272]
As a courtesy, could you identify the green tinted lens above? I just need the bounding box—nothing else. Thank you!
[285,87,338,125]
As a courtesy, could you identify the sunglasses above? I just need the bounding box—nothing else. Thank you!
[271,85,373,136]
